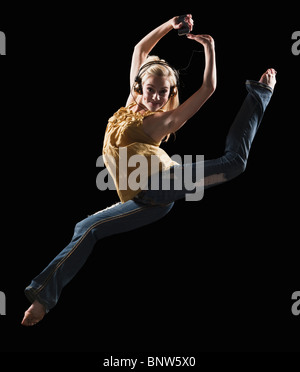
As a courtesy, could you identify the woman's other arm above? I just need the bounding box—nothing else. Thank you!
[143,34,216,142]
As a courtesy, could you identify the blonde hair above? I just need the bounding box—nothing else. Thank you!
[134,55,180,112]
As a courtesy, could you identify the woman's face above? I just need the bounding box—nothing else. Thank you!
[141,75,171,111]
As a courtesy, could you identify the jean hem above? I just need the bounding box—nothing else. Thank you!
[24,286,50,313]
[246,79,273,93]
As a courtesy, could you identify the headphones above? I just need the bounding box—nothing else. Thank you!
[133,60,180,98]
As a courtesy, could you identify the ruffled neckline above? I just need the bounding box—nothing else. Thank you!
[126,102,164,118]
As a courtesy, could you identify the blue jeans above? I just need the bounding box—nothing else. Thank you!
[25,80,273,311]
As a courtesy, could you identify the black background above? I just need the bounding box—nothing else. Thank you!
[1,0,299,361]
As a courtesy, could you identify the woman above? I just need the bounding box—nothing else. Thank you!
[22,15,276,326]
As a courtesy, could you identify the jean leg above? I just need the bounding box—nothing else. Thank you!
[196,80,273,187]
[223,80,273,172]
[135,80,273,204]
[25,200,173,311]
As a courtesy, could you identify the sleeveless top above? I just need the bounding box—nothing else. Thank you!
[102,102,178,203]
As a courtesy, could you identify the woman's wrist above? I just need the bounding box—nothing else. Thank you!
[169,17,177,29]
[166,17,176,31]
[169,16,183,31]
[204,41,215,51]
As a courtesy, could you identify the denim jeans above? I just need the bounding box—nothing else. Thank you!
[25,80,273,311]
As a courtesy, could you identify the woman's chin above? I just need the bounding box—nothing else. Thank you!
[146,102,163,111]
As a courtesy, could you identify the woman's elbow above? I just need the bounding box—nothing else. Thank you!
[203,82,216,95]
[133,44,148,58]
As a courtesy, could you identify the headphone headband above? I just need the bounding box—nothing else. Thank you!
[135,60,180,85]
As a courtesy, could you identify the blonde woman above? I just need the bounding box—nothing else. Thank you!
[22,15,276,325]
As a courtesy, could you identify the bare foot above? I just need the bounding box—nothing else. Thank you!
[259,68,277,90]
[21,300,46,326]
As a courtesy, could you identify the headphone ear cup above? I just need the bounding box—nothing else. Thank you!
[169,86,178,97]
[134,77,143,94]
[133,83,142,94]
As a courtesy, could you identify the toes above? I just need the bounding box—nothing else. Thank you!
[22,318,37,326]
[259,68,277,89]
[21,311,38,326]
[21,301,46,326]
[21,314,32,326]
[267,68,277,75]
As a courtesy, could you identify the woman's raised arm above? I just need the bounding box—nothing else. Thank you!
[126,15,193,106]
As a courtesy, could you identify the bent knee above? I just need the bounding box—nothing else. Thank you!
[236,158,247,175]
[73,216,94,238]
[158,202,174,216]
[225,155,247,181]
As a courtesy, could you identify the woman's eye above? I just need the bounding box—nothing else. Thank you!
[160,90,168,95]
[147,88,153,92]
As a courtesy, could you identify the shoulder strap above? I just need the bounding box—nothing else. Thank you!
[126,102,137,109]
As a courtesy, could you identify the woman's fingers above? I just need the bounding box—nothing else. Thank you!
[185,14,194,31]
[175,21,183,30]
[186,33,196,39]
[186,33,214,47]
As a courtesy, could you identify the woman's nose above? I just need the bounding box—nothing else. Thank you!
[152,92,160,101]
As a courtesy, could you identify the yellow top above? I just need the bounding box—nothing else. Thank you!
[102,103,178,203]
